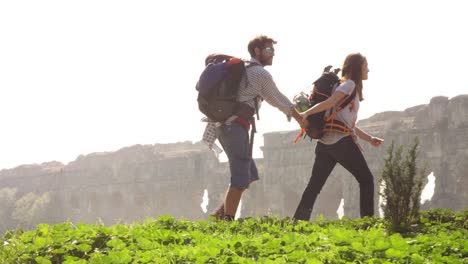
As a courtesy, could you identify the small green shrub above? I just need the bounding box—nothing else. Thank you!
[380,138,426,233]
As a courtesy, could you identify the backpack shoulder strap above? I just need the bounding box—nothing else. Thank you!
[337,87,357,111]
[325,86,357,122]
[245,61,261,68]
[242,60,262,120]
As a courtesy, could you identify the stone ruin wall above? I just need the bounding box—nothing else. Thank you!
[0,143,230,227]
[0,95,467,229]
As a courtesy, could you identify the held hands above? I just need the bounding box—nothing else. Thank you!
[292,109,307,129]
[299,111,310,122]
[369,136,384,147]
[300,111,312,128]
[302,117,310,128]
[294,116,307,129]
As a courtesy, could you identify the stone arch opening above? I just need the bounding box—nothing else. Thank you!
[336,198,344,219]
[421,172,436,204]
[200,189,209,213]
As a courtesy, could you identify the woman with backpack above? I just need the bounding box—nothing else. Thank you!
[293,53,384,220]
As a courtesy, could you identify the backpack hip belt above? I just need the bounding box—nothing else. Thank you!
[233,116,251,131]
[321,96,354,135]
[323,119,351,134]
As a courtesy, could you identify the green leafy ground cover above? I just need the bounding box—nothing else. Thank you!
[1,209,466,264]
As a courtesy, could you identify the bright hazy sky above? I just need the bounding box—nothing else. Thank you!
[1,0,467,170]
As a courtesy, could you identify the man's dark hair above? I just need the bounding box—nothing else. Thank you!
[247,35,277,57]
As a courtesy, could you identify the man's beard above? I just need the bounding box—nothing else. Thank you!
[260,56,273,66]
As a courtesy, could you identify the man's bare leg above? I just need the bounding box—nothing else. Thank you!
[211,180,256,220]
[223,187,245,219]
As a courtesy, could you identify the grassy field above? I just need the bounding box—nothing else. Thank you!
[1,209,466,264]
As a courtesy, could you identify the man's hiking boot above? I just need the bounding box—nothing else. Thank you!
[223,215,235,221]
[210,205,225,220]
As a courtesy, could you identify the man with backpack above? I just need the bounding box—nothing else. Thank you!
[201,35,304,220]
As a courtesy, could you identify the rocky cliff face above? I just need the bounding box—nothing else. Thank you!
[1,95,467,230]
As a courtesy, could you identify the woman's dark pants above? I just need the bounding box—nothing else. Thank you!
[293,136,374,220]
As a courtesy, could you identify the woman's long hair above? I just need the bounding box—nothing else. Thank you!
[341,53,366,101]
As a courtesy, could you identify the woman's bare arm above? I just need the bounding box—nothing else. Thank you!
[300,91,347,119]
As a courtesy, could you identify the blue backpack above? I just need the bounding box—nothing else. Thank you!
[196,54,257,122]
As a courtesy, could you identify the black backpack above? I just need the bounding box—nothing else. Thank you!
[295,65,356,140]
[196,54,257,122]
